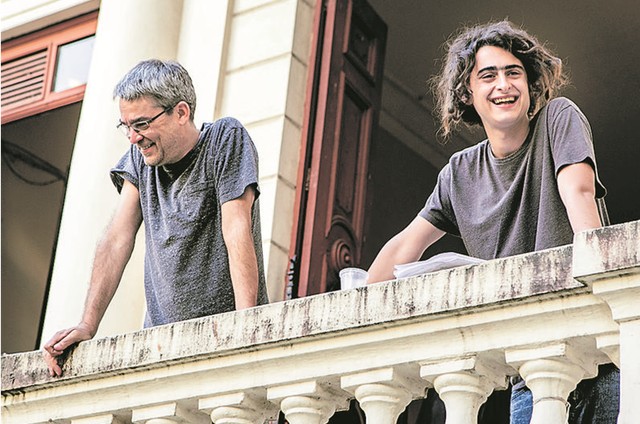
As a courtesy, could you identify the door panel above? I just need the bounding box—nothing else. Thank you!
[291,0,386,296]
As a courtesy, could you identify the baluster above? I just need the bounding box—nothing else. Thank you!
[200,391,277,424]
[342,366,426,424]
[420,356,507,424]
[268,380,349,424]
[507,342,598,424]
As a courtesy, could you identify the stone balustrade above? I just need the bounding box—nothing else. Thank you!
[2,221,638,424]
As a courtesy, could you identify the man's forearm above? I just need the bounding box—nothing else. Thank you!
[221,186,260,310]
[225,223,259,309]
[368,216,445,283]
[81,231,136,334]
[564,193,601,233]
[229,251,259,309]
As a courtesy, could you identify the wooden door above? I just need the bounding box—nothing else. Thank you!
[289,0,387,297]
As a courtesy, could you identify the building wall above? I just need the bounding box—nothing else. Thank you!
[215,0,316,303]
[2,0,456,350]
[0,0,317,346]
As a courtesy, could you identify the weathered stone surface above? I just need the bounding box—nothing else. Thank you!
[574,220,640,281]
[4,222,639,424]
[2,245,578,393]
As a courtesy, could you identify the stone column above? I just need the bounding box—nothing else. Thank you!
[341,367,426,424]
[199,391,277,424]
[589,275,639,424]
[573,221,640,424]
[176,0,230,125]
[267,380,349,424]
[506,343,598,424]
[420,356,507,424]
[42,0,184,342]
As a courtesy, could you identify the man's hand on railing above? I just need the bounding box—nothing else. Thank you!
[42,322,94,377]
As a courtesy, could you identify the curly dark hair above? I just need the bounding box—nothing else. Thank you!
[431,20,568,139]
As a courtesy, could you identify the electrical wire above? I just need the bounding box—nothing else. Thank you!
[1,138,67,186]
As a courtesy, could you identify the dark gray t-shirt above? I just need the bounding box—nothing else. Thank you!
[111,117,268,327]
[420,97,606,260]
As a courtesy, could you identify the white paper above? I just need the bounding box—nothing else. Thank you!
[393,252,485,279]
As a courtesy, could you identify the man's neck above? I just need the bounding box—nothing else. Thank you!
[486,122,530,158]
[176,123,201,160]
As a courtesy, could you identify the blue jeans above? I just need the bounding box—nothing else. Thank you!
[510,378,532,424]
[510,364,619,424]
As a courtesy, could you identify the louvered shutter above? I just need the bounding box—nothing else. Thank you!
[1,50,48,111]
[1,11,97,124]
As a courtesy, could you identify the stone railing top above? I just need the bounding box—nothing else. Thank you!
[2,220,638,395]
[2,245,576,393]
[573,219,640,281]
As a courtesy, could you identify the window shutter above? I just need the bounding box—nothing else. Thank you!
[1,50,48,111]
[1,11,97,124]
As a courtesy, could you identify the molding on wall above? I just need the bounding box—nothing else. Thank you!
[1,0,99,41]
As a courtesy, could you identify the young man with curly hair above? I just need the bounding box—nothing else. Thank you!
[368,20,618,423]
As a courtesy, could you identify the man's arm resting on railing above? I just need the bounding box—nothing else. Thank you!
[367,216,445,283]
[43,180,142,377]
[221,185,259,310]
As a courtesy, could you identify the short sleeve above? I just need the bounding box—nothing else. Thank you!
[211,118,260,204]
[547,98,606,198]
[419,163,460,235]
[110,145,141,193]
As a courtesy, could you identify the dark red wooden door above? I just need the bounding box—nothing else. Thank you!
[290,0,387,296]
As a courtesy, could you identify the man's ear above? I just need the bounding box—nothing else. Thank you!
[175,101,191,122]
[463,89,474,106]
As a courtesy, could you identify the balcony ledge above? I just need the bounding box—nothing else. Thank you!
[2,220,638,424]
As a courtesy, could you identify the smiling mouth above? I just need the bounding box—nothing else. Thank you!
[492,96,517,105]
[138,141,155,152]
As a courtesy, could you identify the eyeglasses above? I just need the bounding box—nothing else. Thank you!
[116,106,173,137]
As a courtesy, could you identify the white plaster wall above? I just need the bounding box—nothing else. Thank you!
[217,0,316,302]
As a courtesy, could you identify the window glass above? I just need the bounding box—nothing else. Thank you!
[53,35,95,92]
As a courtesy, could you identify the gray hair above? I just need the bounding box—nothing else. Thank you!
[113,59,197,120]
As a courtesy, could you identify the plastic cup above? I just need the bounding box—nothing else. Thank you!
[339,267,368,290]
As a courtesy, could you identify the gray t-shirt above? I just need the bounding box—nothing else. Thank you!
[111,117,268,327]
[420,97,606,260]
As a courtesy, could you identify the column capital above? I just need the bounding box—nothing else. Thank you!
[419,355,509,424]
[267,380,349,424]
[506,342,601,424]
[132,402,207,424]
[341,366,426,424]
[419,354,509,390]
[199,390,277,423]
[596,332,620,366]
[341,365,426,397]
[505,341,599,378]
